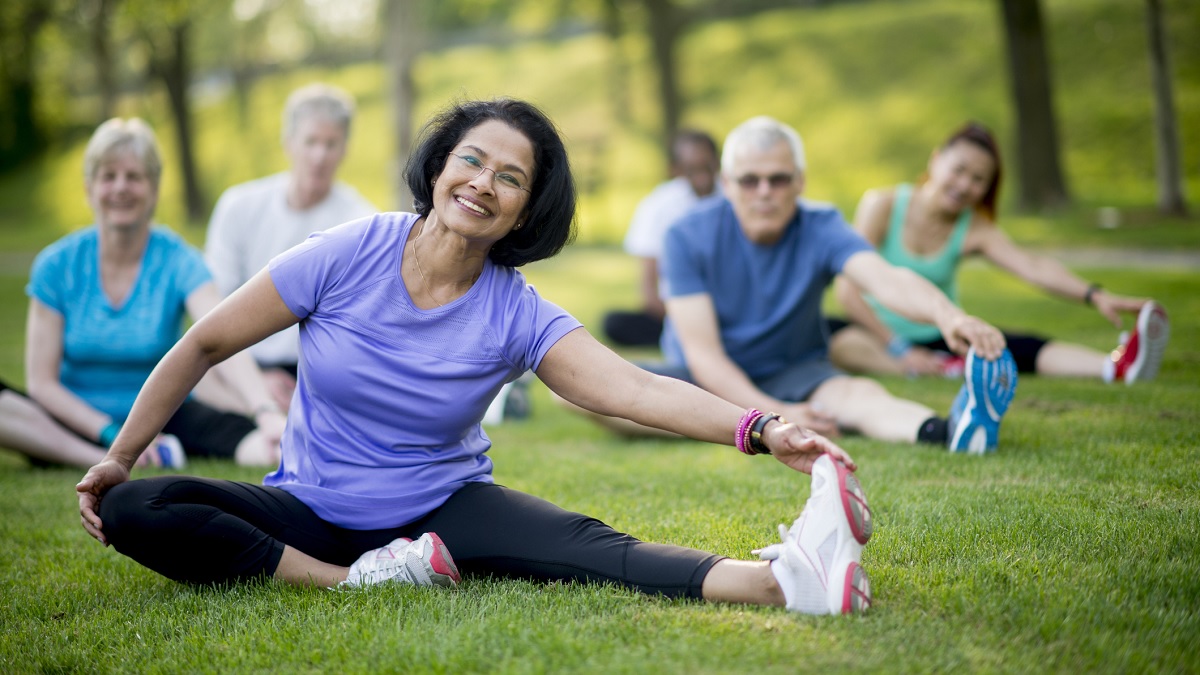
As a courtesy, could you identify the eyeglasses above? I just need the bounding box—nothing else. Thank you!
[734,172,795,190]
[446,152,531,194]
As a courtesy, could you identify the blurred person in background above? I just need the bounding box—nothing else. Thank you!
[827,122,1168,384]
[203,83,376,412]
[0,118,283,469]
[601,129,722,347]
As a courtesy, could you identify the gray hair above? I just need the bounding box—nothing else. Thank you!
[83,118,163,185]
[721,115,806,175]
[281,83,355,142]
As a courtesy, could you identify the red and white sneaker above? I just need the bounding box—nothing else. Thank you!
[342,532,460,589]
[1112,302,1169,385]
[754,454,873,614]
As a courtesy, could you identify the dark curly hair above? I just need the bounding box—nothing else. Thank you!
[405,98,577,267]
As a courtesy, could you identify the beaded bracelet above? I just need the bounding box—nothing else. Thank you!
[735,408,764,455]
[1083,283,1102,306]
[748,413,784,455]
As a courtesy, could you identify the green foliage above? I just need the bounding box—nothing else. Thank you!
[1,247,1198,673]
[1,0,1197,253]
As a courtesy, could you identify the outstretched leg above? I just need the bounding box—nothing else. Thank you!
[0,388,109,468]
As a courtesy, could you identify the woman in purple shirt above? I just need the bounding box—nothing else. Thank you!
[77,99,874,615]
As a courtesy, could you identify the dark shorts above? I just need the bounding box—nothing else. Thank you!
[638,357,843,403]
[824,316,1048,374]
[100,478,722,599]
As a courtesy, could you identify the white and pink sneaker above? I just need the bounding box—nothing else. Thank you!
[1112,302,1169,385]
[343,532,460,589]
[754,454,873,614]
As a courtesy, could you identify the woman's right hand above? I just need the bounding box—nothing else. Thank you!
[76,459,130,546]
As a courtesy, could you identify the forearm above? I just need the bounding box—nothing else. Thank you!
[835,277,893,343]
[25,379,112,442]
[103,337,214,468]
[608,369,745,446]
[871,267,963,329]
[1014,256,1092,302]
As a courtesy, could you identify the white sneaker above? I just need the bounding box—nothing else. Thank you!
[153,434,187,469]
[342,532,460,589]
[1112,301,1169,384]
[754,454,873,614]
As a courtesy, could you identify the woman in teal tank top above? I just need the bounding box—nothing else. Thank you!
[827,122,1168,385]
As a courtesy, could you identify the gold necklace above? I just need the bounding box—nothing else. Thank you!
[412,234,448,308]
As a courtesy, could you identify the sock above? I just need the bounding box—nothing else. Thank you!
[1102,358,1115,383]
[916,416,948,444]
[768,554,829,614]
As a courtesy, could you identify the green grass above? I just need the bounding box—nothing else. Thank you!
[2,247,1198,673]
[1,0,1198,253]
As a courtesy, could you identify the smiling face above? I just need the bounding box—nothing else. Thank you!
[285,114,348,206]
[432,119,535,246]
[86,150,159,231]
[926,140,997,215]
[721,140,804,244]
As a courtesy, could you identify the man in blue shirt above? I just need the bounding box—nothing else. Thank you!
[651,116,1017,452]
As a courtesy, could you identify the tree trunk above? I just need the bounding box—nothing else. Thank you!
[0,1,51,172]
[386,0,421,212]
[1144,0,1187,216]
[89,0,118,122]
[154,22,206,223]
[643,0,683,166]
[603,0,633,128]
[998,0,1070,211]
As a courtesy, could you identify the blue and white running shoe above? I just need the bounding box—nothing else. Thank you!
[947,347,1018,454]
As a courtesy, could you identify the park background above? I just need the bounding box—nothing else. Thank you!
[1,0,1198,672]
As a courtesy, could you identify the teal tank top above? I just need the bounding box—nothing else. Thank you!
[865,183,971,343]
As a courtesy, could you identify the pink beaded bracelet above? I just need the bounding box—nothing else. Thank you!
[735,408,764,455]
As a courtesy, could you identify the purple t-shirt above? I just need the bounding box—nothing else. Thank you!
[264,212,581,529]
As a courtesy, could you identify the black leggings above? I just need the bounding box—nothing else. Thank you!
[99,477,721,599]
[824,317,1049,374]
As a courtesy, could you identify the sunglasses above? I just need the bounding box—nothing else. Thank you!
[734,172,795,190]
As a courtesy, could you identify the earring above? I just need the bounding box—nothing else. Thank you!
[515,222,523,230]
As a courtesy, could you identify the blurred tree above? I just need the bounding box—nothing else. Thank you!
[0,0,53,173]
[128,0,217,222]
[998,0,1070,211]
[1144,0,1187,216]
[385,0,424,212]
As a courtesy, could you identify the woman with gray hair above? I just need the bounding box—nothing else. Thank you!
[0,118,284,468]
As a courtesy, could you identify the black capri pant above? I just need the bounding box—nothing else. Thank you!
[99,477,721,599]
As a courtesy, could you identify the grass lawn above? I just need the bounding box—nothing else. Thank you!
[1,246,1197,673]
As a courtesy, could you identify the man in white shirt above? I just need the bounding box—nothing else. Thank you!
[204,83,377,411]
[603,129,722,347]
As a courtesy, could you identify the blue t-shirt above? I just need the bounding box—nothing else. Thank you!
[660,198,872,380]
[25,226,211,422]
[265,212,582,530]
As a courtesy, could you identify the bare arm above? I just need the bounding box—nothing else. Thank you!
[537,327,854,473]
[25,300,111,441]
[78,270,299,543]
[841,250,1005,359]
[837,188,901,343]
[661,294,837,434]
[974,225,1151,327]
[185,282,287,432]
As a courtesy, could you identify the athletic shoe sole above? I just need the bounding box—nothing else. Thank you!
[1124,302,1169,384]
[811,455,873,613]
[419,532,461,588]
[949,348,1018,454]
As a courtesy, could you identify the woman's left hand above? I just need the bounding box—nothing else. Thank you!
[764,421,857,474]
